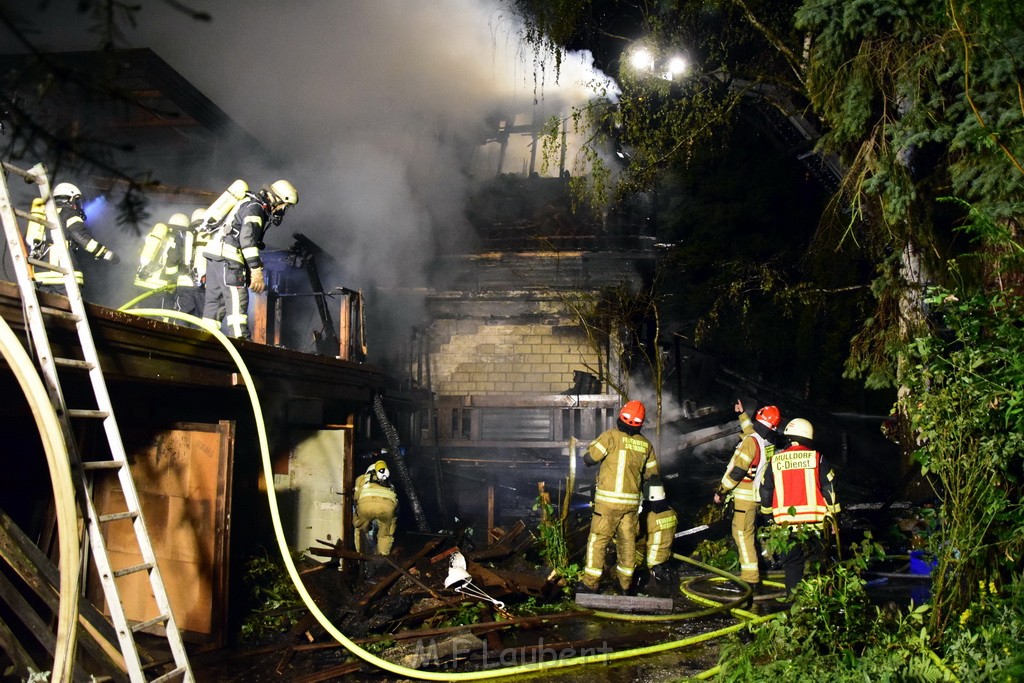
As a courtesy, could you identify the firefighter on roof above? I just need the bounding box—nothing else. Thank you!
[353,460,399,555]
[135,212,191,309]
[579,400,660,593]
[201,179,297,338]
[27,182,119,292]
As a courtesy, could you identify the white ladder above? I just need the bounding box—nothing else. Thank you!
[0,161,194,683]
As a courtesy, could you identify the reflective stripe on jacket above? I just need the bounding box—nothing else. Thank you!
[759,445,838,525]
[587,427,660,509]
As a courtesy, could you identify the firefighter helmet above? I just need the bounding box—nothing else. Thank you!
[647,484,666,502]
[371,459,390,482]
[168,213,190,228]
[755,405,781,429]
[53,182,82,202]
[783,418,814,441]
[619,400,646,427]
[191,208,205,223]
[268,179,298,207]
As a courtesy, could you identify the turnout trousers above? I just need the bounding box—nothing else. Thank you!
[732,503,760,583]
[583,503,638,591]
[353,498,398,555]
[202,259,248,338]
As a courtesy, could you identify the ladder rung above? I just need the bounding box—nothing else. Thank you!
[39,306,81,322]
[1,161,42,182]
[54,357,94,370]
[81,460,124,471]
[26,256,69,274]
[149,666,187,683]
[98,510,139,523]
[113,562,154,579]
[131,612,170,633]
[68,409,109,420]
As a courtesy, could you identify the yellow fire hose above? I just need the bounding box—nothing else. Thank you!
[121,308,781,679]
[0,316,80,683]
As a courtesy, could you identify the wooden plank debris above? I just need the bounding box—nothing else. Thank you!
[573,592,675,614]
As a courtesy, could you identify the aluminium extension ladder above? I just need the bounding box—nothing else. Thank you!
[0,161,193,683]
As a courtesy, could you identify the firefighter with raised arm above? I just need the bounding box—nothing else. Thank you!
[27,182,119,293]
[353,460,399,555]
[579,400,660,593]
[759,418,840,596]
[713,400,782,591]
[201,180,297,338]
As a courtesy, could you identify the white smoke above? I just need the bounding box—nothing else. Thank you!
[4,1,617,361]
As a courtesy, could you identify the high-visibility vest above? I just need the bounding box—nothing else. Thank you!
[765,446,832,525]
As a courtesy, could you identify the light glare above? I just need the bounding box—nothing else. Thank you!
[630,48,654,72]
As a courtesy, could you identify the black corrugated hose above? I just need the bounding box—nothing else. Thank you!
[373,393,430,532]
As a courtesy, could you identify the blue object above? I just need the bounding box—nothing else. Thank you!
[909,550,937,576]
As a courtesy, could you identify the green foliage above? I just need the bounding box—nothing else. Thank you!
[902,285,1024,635]
[437,601,487,628]
[943,575,1024,681]
[533,491,569,570]
[692,538,738,572]
[239,549,306,642]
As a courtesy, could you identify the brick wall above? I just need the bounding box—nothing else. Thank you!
[429,319,601,396]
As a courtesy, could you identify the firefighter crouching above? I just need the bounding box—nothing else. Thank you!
[633,482,678,590]
[759,418,840,596]
[579,400,661,593]
[713,401,782,590]
[353,460,398,556]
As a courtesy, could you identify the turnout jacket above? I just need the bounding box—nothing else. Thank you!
[28,200,114,285]
[584,426,660,509]
[354,473,398,507]
[202,193,270,270]
[759,443,839,526]
[640,506,678,566]
[716,412,775,511]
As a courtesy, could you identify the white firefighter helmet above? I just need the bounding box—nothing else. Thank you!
[647,484,666,502]
[783,418,814,441]
[268,179,298,207]
[53,182,82,201]
[191,208,206,223]
[168,213,190,228]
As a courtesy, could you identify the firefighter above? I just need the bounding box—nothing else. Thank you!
[579,400,661,593]
[713,400,782,589]
[353,460,399,555]
[633,482,678,589]
[171,209,208,317]
[134,212,191,309]
[27,182,119,292]
[759,418,840,596]
[201,179,298,338]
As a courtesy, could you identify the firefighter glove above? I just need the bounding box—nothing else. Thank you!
[249,267,266,293]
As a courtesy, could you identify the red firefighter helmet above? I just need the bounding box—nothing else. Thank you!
[619,400,646,426]
[755,405,781,429]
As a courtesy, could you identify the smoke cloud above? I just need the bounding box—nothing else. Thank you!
[6,1,616,363]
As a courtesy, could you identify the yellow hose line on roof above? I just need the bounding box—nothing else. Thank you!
[116,286,175,312]
[0,315,80,683]
[129,308,776,679]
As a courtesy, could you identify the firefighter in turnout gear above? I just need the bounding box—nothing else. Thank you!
[759,417,840,596]
[633,482,678,589]
[713,400,783,588]
[201,179,298,338]
[27,182,119,292]
[171,209,208,317]
[579,400,661,593]
[353,460,398,555]
[134,212,190,308]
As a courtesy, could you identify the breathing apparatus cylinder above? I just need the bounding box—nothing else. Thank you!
[201,179,248,231]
